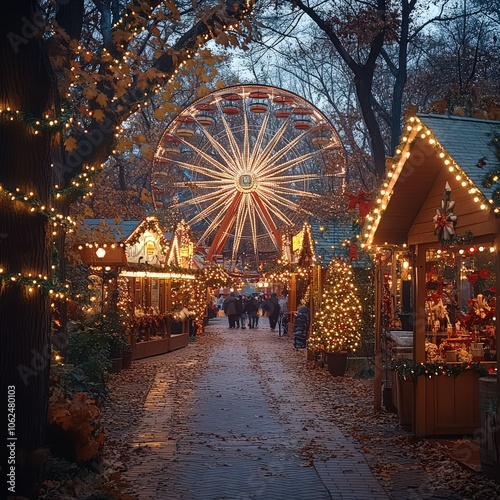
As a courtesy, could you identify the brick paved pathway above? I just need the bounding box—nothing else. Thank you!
[124,317,391,499]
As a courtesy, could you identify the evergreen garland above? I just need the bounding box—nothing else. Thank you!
[482,130,500,207]
[390,358,490,380]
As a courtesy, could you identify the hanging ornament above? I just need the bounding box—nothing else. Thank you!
[475,156,488,168]
[349,242,358,261]
[432,182,457,244]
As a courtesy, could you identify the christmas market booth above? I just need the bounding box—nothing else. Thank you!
[79,217,200,360]
[364,113,500,440]
[262,222,317,329]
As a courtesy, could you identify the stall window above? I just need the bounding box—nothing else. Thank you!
[134,278,142,307]
[425,246,496,363]
[151,278,159,310]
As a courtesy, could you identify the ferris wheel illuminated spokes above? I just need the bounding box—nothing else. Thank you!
[153,85,346,262]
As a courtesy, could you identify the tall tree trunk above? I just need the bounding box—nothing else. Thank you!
[0,2,55,497]
[355,72,387,180]
[390,0,412,154]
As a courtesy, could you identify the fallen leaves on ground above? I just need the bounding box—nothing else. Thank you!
[40,324,500,499]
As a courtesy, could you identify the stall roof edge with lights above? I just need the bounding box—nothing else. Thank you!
[368,112,500,440]
[364,113,500,250]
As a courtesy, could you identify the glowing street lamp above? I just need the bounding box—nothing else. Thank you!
[96,247,106,259]
[96,247,106,315]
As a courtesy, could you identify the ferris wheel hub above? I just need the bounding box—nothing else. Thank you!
[237,172,256,191]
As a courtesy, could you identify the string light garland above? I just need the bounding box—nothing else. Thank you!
[390,358,490,380]
[125,216,169,253]
[362,115,500,250]
[481,130,500,207]
[0,184,77,232]
[55,164,104,198]
[0,105,73,133]
[0,268,69,297]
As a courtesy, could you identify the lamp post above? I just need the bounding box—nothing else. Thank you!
[96,247,106,316]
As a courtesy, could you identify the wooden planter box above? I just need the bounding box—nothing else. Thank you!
[398,369,487,436]
[132,338,170,360]
[168,333,189,352]
[421,369,481,435]
[393,377,414,431]
[169,333,189,352]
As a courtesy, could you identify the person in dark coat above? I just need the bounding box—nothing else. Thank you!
[266,292,281,331]
[223,292,238,328]
[294,304,310,349]
[278,292,289,336]
[256,295,265,326]
[246,296,259,329]
[235,295,243,328]
[240,295,249,329]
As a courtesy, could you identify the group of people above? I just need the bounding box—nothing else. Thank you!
[220,291,310,349]
[221,292,261,329]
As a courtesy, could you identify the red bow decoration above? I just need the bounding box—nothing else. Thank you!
[433,182,457,243]
[479,269,490,279]
[467,274,479,284]
[345,190,374,221]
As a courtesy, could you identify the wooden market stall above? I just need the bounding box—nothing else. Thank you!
[120,217,198,359]
[364,113,500,439]
[279,221,317,325]
[79,216,199,360]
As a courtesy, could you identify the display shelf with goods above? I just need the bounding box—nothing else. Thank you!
[423,245,496,366]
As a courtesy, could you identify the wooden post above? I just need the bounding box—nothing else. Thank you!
[166,278,172,336]
[289,273,297,321]
[374,253,382,410]
[494,232,500,482]
[414,243,427,436]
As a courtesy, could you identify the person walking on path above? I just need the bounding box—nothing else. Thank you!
[294,304,310,349]
[266,292,281,331]
[240,295,248,329]
[216,294,224,311]
[256,295,265,327]
[246,295,259,329]
[235,294,243,328]
[223,292,238,328]
[278,292,289,336]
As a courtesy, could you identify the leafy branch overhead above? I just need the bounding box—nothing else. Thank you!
[47,0,255,192]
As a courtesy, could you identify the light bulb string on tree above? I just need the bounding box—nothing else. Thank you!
[0,268,70,297]
[0,102,74,134]
[309,259,362,354]
[0,182,82,231]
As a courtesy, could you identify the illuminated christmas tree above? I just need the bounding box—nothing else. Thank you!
[311,259,362,353]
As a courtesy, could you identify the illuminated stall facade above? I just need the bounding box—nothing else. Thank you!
[365,113,500,438]
[79,216,198,359]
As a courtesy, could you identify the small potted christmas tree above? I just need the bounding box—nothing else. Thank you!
[312,258,362,376]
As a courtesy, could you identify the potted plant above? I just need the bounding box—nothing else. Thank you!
[311,259,363,376]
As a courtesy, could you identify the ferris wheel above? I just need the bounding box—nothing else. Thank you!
[152,84,346,263]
